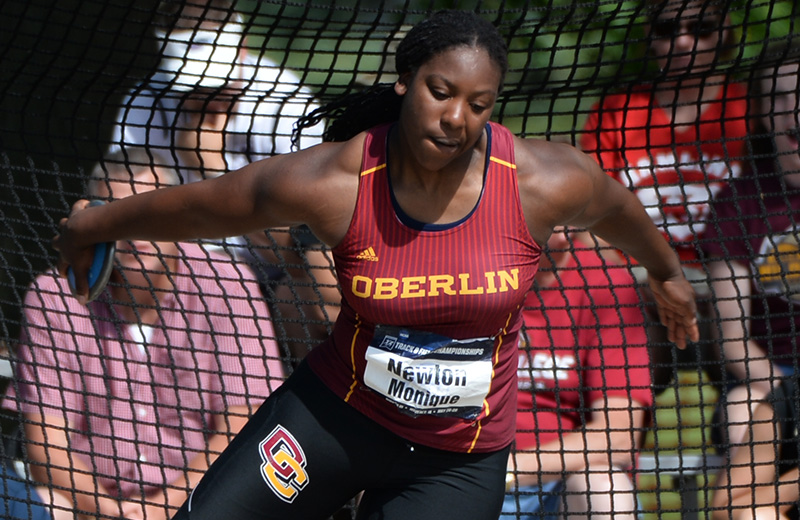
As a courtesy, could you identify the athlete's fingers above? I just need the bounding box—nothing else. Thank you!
[648,275,699,350]
[53,199,96,304]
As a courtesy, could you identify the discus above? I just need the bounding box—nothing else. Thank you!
[67,200,116,303]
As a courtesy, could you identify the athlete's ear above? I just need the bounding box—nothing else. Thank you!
[394,73,411,96]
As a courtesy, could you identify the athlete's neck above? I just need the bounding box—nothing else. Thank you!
[387,127,487,225]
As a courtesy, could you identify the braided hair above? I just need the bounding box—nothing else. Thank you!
[293,10,508,145]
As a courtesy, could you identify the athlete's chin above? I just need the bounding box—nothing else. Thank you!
[423,140,468,166]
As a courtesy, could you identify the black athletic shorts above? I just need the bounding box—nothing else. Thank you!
[172,361,509,520]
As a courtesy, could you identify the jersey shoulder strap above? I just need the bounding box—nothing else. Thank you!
[360,123,392,175]
[487,121,516,167]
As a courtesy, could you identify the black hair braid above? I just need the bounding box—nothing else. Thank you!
[292,9,508,147]
[293,83,401,146]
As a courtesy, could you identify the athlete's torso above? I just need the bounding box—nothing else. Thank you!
[306,122,541,452]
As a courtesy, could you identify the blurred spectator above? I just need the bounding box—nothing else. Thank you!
[502,230,652,520]
[705,40,800,464]
[579,0,748,369]
[110,0,323,176]
[581,0,747,274]
[110,0,340,360]
[712,376,800,520]
[4,149,284,520]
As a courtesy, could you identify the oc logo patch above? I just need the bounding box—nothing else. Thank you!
[259,425,309,503]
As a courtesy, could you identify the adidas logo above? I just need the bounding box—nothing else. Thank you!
[356,247,379,262]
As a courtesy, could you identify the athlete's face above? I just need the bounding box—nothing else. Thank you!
[394,45,501,171]
[648,1,729,79]
[92,168,179,284]
[759,63,800,186]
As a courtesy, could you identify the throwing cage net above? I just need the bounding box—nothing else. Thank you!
[1,0,798,518]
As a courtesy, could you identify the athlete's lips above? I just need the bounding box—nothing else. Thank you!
[430,136,461,151]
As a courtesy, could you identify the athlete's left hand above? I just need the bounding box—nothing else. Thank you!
[647,275,700,350]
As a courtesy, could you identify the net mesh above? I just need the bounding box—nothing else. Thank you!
[1,0,799,518]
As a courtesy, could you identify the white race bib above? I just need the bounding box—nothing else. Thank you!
[363,325,495,419]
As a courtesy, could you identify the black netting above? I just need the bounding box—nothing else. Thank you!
[1,0,799,519]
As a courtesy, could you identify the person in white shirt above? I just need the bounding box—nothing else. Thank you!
[109,0,340,360]
[109,0,323,178]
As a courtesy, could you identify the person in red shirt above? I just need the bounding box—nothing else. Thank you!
[503,230,652,520]
[579,0,748,420]
[581,0,747,273]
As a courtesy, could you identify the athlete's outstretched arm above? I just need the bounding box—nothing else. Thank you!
[515,138,699,349]
[54,137,362,302]
[574,162,699,350]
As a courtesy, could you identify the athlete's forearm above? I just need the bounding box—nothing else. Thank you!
[63,173,264,247]
[590,192,683,282]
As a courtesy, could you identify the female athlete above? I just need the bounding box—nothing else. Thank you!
[55,10,698,520]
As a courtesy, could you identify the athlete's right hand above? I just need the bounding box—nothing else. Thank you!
[53,199,95,304]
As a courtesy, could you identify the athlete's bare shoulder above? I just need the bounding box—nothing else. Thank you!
[511,135,601,242]
[513,136,594,180]
[289,133,365,188]
[249,131,366,246]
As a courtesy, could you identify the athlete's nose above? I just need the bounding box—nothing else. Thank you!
[441,99,466,130]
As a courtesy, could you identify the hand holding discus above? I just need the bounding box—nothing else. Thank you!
[55,200,116,304]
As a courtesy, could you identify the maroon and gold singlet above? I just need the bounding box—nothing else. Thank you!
[306,122,541,453]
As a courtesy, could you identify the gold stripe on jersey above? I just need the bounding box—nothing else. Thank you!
[489,156,516,170]
[361,163,387,177]
[344,314,363,402]
[468,309,516,452]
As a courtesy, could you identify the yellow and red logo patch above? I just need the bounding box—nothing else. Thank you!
[259,425,309,503]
